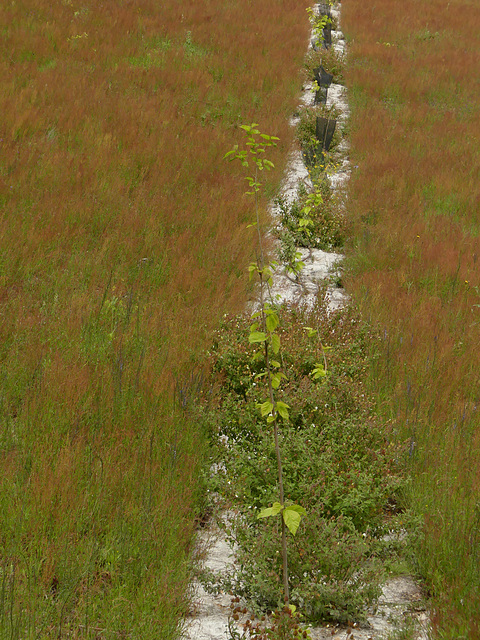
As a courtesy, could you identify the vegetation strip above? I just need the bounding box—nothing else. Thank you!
[191,3,429,639]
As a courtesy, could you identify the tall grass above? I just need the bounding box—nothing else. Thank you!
[0,0,311,636]
[342,0,480,634]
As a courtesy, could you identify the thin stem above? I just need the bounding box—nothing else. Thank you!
[260,272,289,602]
[255,165,265,269]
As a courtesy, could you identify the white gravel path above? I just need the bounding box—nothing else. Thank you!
[183,3,431,639]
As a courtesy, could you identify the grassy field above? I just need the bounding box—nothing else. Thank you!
[342,0,480,635]
[0,0,312,636]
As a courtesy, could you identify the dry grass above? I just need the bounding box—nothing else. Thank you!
[0,0,312,636]
[343,0,480,633]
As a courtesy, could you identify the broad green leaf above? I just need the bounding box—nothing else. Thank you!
[271,333,281,354]
[276,401,290,421]
[286,504,307,516]
[312,364,327,379]
[259,401,274,417]
[270,360,281,368]
[249,331,266,344]
[257,502,283,519]
[271,373,281,389]
[266,313,279,333]
[282,506,305,536]
[223,146,238,159]
[262,265,273,278]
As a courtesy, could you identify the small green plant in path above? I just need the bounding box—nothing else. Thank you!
[225,125,306,602]
[306,6,332,49]
[228,600,312,640]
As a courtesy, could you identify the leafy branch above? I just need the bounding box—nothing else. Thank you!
[225,125,307,602]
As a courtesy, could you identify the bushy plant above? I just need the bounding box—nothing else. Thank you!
[201,301,405,623]
[228,600,313,640]
[295,105,341,164]
[304,47,346,85]
[275,178,346,253]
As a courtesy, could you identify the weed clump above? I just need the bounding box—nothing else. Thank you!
[200,301,407,624]
[275,178,345,253]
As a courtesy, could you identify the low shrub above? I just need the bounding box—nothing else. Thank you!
[200,301,406,623]
[304,47,346,85]
[275,178,346,252]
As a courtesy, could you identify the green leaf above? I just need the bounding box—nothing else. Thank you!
[265,313,279,333]
[257,502,283,519]
[282,505,306,536]
[223,146,238,160]
[286,504,307,516]
[276,401,290,421]
[312,364,327,380]
[271,372,286,389]
[271,333,281,354]
[249,331,266,344]
[259,401,274,417]
[271,373,281,389]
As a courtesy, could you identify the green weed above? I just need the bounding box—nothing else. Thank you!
[201,302,406,624]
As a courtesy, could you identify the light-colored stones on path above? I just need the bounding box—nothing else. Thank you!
[184,523,234,640]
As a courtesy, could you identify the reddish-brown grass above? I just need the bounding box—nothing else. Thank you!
[343,0,480,632]
[0,0,312,635]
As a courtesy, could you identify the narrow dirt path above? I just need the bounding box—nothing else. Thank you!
[183,3,431,639]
